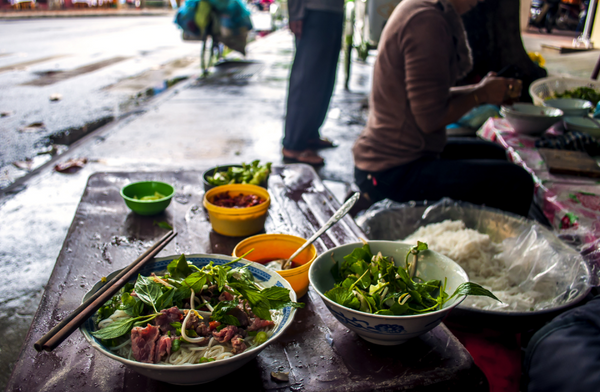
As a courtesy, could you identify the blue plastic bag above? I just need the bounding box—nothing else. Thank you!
[174,0,201,35]
[174,0,252,37]
[207,0,253,34]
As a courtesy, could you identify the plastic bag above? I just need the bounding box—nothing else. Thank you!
[450,104,500,130]
[355,198,592,311]
[174,0,202,36]
[174,0,252,55]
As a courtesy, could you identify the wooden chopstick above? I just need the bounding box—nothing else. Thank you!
[34,230,177,352]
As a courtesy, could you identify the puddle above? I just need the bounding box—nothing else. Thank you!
[205,60,265,80]
[49,116,114,146]
[23,56,131,86]
[19,122,46,133]
[0,54,69,74]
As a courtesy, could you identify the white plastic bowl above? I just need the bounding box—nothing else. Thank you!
[308,241,468,345]
[564,116,600,137]
[80,254,297,385]
[543,98,593,117]
[500,103,563,135]
[529,76,600,106]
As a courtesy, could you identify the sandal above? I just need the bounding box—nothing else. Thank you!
[307,138,337,149]
[282,148,325,166]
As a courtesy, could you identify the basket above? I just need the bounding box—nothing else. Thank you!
[529,76,600,106]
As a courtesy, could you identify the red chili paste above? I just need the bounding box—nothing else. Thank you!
[211,191,265,208]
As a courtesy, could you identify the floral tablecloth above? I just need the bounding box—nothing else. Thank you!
[477,117,600,282]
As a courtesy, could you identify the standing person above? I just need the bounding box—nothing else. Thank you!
[282,0,345,166]
[352,0,534,216]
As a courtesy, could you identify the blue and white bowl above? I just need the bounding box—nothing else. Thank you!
[309,241,469,345]
[80,254,297,385]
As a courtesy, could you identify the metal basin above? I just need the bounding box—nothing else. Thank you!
[356,199,592,332]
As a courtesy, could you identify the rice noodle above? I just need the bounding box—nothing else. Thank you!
[402,220,556,312]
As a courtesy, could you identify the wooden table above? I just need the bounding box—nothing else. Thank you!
[7,164,487,391]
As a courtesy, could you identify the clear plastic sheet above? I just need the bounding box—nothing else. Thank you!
[355,198,592,313]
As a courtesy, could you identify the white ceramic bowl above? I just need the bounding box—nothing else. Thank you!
[543,98,593,117]
[500,103,563,135]
[564,116,600,137]
[80,254,297,385]
[308,241,469,345]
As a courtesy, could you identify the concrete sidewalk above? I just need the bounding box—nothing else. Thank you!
[0,25,599,390]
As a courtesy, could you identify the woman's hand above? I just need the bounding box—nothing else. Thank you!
[476,72,522,105]
[289,20,303,39]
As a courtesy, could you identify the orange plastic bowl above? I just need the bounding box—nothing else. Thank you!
[203,184,270,237]
[233,233,317,298]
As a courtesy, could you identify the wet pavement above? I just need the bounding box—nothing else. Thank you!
[0,22,599,390]
[0,16,204,189]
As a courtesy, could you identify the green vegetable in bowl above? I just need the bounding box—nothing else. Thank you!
[134,191,166,201]
[324,242,499,315]
[207,160,272,186]
[550,86,600,107]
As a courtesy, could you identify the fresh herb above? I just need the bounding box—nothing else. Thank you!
[134,191,166,201]
[92,314,158,340]
[551,86,600,107]
[169,321,199,337]
[254,331,268,345]
[167,254,193,280]
[97,296,121,323]
[324,243,499,315]
[154,220,173,230]
[171,338,181,352]
[206,160,272,186]
[134,275,164,313]
[93,254,304,342]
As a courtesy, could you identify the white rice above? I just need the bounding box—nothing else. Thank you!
[402,220,556,312]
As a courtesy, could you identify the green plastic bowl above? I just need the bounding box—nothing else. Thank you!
[120,181,175,216]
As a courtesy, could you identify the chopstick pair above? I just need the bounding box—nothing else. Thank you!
[34,230,177,352]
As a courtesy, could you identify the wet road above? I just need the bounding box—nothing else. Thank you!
[0,15,201,189]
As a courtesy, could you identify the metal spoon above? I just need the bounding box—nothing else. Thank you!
[267,192,360,270]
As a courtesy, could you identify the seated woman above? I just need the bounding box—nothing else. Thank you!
[352,0,534,216]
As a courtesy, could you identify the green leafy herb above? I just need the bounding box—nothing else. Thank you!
[206,160,272,186]
[171,338,181,352]
[91,314,158,340]
[254,331,268,345]
[93,254,305,348]
[211,301,242,326]
[323,243,500,316]
[448,282,499,302]
[97,296,121,323]
[134,275,163,313]
[119,292,142,317]
[153,220,173,230]
[167,254,193,280]
[552,86,600,107]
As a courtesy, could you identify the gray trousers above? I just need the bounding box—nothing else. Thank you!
[283,9,344,151]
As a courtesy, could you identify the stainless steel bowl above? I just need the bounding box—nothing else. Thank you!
[356,199,592,332]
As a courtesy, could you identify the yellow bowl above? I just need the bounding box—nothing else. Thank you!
[233,233,317,298]
[203,184,270,237]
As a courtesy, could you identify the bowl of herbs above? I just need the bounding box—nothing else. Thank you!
[309,241,499,345]
[202,160,271,191]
